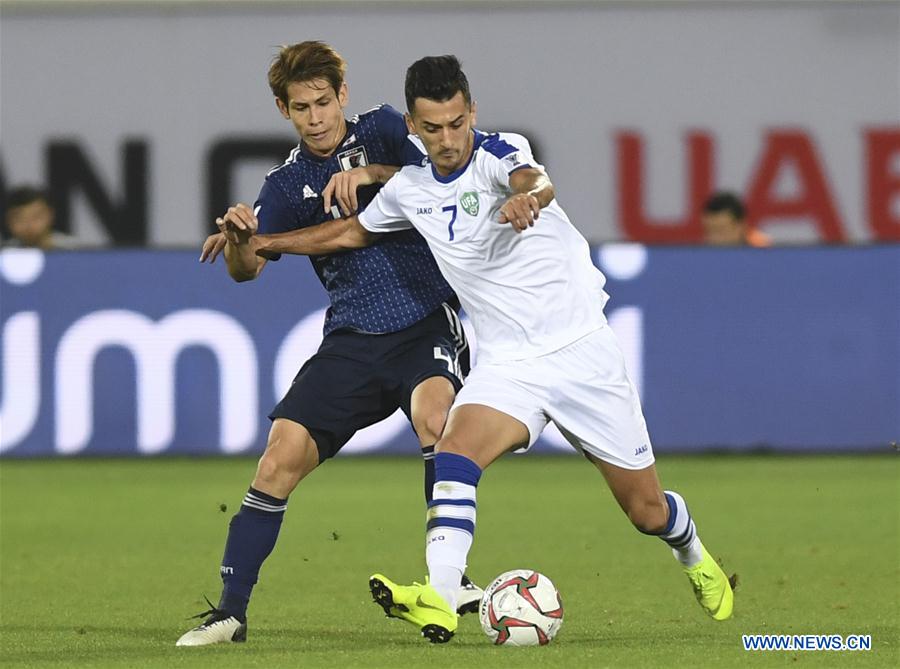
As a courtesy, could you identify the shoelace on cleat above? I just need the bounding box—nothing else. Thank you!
[688,568,717,599]
[187,595,231,624]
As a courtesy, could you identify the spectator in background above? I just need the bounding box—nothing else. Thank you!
[701,191,770,247]
[3,186,79,249]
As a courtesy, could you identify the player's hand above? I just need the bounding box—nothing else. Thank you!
[216,203,258,244]
[323,167,377,217]
[498,193,541,232]
[199,233,227,263]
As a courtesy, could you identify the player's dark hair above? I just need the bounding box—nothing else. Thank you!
[268,41,347,105]
[4,185,50,213]
[404,55,471,112]
[702,191,746,220]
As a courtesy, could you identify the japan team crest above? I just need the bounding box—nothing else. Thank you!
[460,191,479,216]
[337,146,369,172]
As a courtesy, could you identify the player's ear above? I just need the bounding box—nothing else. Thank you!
[275,97,290,120]
[337,82,349,108]
[404,112,416,136]
[470,100,477,127]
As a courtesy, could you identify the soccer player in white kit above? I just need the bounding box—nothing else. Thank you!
[245,55,735,643]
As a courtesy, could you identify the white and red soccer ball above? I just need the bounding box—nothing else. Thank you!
[479,569,564,646]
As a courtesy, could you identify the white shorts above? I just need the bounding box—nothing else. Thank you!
[453,325,654,470]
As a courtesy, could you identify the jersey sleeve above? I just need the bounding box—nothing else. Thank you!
[374,104,425,166]
[357,175,413,233]
[481,133,543,190]
[254,178,299,260]
[255,178,298,234]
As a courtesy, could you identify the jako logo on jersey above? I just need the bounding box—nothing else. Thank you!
[417,207,433,215]
[302,185,318,200]
[634,445,648,456]
[460,191,479,216]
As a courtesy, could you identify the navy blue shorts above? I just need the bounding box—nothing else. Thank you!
[269,302,468,461]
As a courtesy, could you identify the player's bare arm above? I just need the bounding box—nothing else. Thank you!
[217,203,267,282]
[498,167,555,232]
[323,164,401,217]
[253,215,380,257]
[202,164,399,264]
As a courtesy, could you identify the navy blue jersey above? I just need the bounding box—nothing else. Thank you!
[255,104,455,335]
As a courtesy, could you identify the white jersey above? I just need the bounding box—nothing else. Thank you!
[358,130,609,364]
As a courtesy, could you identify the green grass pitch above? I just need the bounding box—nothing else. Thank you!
[1,454,897,668]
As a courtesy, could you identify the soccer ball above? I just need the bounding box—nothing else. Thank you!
[479,569,563,646]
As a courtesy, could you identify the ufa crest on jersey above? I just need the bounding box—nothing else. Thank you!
[460,191,479,216]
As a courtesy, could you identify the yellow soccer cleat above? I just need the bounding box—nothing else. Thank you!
[684,545,736,621]
[369,573,457,643]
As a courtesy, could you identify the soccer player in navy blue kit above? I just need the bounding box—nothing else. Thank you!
[177,41,479,646]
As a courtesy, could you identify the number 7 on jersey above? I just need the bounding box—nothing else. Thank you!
[442,205,458,241]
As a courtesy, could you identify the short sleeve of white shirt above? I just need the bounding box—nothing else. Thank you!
[357,176,412,233]
[483,133,543,191]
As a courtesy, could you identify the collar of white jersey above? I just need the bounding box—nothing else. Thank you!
[430,130,487,184]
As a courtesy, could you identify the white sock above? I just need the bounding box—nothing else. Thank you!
[428,565,464,612]
[660,490,704,567]
[672,534,704,567]
[426,527,471,611]
[426,453,481,610]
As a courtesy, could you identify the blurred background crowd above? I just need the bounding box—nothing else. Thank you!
[2,0,897,251]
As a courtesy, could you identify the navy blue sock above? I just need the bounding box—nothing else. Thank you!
[218,487,287,620]
[422,445,436,504]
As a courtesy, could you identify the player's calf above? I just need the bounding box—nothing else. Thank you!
[624,495,670,534]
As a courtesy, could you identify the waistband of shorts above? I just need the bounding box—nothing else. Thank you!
[478,324,607,365]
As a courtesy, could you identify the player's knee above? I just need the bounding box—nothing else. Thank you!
[253,426,319,496]
[412,408,448,445]
[434,433,472,458]
[254,450,301,493]
[410,377,455,445]
[254,452,279,483]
